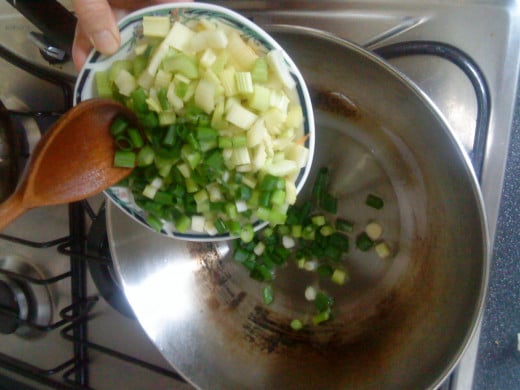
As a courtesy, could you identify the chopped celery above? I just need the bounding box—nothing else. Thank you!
[95,71,112,98]
[143,16,171,38]
[235,72,253,94]
[101,16,310,241]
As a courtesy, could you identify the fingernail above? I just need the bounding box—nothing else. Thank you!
[90,30,119,54]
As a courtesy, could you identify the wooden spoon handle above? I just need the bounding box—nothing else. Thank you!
[0,192,28,232]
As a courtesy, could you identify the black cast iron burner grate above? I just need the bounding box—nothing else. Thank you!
[0,44,186,389]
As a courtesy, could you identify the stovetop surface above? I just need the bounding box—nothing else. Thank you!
[1,1,520,389]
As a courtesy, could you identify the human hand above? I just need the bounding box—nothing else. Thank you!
[71,0,192,71]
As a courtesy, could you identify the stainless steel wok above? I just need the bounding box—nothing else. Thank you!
[107,26,489,389]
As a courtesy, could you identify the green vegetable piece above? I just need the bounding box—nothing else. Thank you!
[251,57,269,83]
[137,145,155,167]
[250,264,273,282]
[108,59,133,83]
[356,232,374,251]
[240,224,254,243]
[175,214,191,233]
[128,127,144,148]
[260,174,284,192]
[329,232,349,252]
[320,192,338,214]
[162,53,199,79]
[263,285,274,305]
[234,247,252,263]
[215,218,227,234]
[312,167,329,201]
[145,213,163,232]
[235,185,252,201]
[163,125,176,146]
[114,134,133,151]
[311,215,326,226]
[317,264,334,278]
[312,309,331,325]
[110,116,129,136]
[131,88,149,113]
[113,150,136,168]
[95,70,113,98]
[290,319,303,331]
[335,218,354,233]
[366,193,384,209]
[324,245,342,262]
[314,291,334,313]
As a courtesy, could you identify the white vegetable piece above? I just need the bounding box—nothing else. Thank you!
[282,235,295,249]
[366,222,383,240]
[191,215,206,232]
[226,104,258,129]
[304,260,317,271]
[194,79,216,114]
[165,22,196,52]
[114,69,137,96]
[254,242,266,256]
[375,242,392,259]
[266,49,296,89]
[204,220,218,236]
[142,15,171,38]
[305,286,317,301]
[247,119,268,148]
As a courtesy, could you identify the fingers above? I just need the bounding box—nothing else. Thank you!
[72,22,93,71]
[71,0,194,70]
[71,0,120,56]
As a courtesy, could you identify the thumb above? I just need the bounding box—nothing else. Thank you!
[71,0,120,55]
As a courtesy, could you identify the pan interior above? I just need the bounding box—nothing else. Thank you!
[107,27,487,390]
[108,107,432,389]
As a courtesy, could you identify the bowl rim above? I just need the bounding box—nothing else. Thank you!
[73,2,315,241]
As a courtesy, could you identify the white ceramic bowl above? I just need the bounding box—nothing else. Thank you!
[74,2,315,240]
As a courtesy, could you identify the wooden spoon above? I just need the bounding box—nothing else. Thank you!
[0,98,137,232]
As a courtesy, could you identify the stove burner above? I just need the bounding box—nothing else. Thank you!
[0,255,53,338]
[0,277,28,334]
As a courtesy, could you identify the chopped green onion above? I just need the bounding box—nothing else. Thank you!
[128,127,144,148]
[314,291,334,313]
[175,214,191,233]
[110,116,129,136]
[263,285,274,305]
[331,269,348,285]
[366,193,384,209]
[240,224,254,243]
[356,232,374,251]
[335,218,354,233]
[113,150,136,168]
[290,319,303,331]
[312,309,330,325]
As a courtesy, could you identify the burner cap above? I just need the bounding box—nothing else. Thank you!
[0,255,53,338]
[0,279,21,334]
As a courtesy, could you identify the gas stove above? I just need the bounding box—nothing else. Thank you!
[1,1,519,389]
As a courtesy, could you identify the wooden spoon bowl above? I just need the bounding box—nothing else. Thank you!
[0,98,137,231]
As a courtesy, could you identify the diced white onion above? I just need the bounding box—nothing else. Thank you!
[304,260,317,271]
[235,200,248,213]
[366,222,383,240]
[282,235,295,249]
[254,242,266,256]
[150,177,163,189]
[305,286,317,301]
[266,49,295,89]
[191,215,206,232]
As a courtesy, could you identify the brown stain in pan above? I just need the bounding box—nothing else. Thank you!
[187,85,438,387]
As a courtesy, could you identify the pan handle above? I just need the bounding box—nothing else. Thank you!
[5,0,76,57]
[374,41,490,182]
